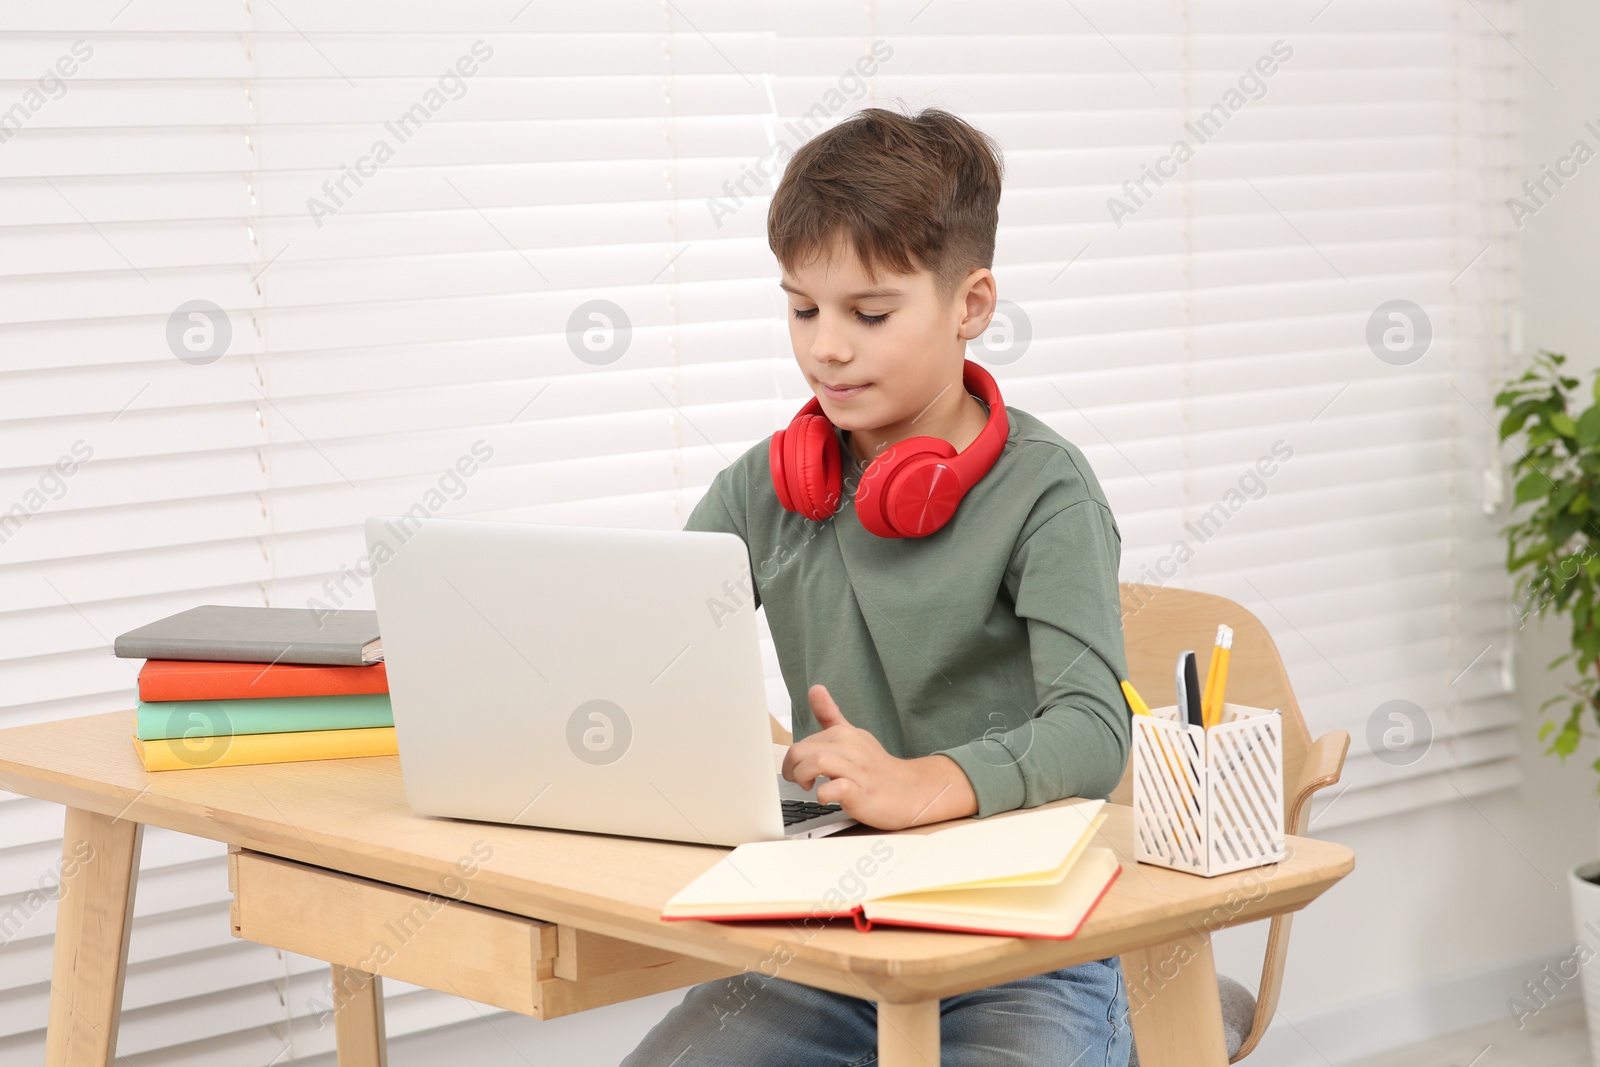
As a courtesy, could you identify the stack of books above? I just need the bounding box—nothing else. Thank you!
[113,605,396,772]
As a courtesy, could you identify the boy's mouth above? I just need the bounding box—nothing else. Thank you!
[819,381,871,399]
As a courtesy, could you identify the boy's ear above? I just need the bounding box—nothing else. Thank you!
[956,268,998,342]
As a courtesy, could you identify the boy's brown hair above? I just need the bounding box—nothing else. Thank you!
[767,106,1004,303]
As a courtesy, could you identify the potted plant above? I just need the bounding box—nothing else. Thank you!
[1495,347,1600,1056]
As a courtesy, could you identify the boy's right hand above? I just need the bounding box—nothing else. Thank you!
[783,684,977,829]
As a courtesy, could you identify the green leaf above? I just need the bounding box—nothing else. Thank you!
[1539,719,1556,740]
[1578,406,1600,447]
[1500,399,1543,438]
[1553,711,1583,757]
[1551,510,1585,546]
[1510,543,1553,573]
[1515,472,1553,506]
[1551,412,1579,437]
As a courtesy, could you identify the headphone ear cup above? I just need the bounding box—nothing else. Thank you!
[769,426,797,513]
[849,361,1009,537]
[787,413,842,520]
[855,436,957,538]
[884,448,965,537]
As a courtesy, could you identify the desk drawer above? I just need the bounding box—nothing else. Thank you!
[228,848,736,1019]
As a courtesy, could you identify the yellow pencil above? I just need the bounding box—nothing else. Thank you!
[1200,625,1224,726]
[1203,633,1228,726]
[1121,679,1151,716]
[1205,626,1233,728]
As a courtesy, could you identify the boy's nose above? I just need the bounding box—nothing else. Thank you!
[807,319,852,365]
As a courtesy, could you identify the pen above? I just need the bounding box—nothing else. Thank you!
[1120,679,1151,716]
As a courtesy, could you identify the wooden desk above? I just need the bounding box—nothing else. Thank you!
[0,711,1353,1066]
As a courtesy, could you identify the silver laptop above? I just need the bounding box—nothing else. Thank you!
[365,516,858,846]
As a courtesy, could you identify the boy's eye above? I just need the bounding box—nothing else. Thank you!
[790,307,890,326]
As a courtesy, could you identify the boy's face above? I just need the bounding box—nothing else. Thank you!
[778,233,983,436]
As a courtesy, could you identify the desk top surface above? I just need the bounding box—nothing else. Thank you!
[0,710,1354,1001]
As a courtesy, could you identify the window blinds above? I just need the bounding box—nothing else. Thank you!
[0,0,1519,1061]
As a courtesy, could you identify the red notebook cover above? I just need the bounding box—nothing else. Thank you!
[137,659,389,702]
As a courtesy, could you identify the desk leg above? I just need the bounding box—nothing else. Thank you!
[878,1000,939,1066]
[331,965,388,1067]
[45,807,143,1067]
[1122,932,1229,1067]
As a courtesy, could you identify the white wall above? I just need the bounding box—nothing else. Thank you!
[1233,0,1600,1062]
[296,3,1600,1064]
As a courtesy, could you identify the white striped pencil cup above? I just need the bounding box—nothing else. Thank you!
[1131,702,1286,877]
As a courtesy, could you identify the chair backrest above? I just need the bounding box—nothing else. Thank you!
[1110,582,1311,815]
[1113,582,1349,1063]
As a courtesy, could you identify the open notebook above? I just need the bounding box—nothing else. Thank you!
[661,799,1120,940]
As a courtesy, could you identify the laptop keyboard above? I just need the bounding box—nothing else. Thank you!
[781,798,844,826]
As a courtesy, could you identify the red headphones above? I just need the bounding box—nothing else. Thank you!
[768,359,1009,538]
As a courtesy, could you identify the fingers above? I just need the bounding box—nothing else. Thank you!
[814,775,854,808]
[808,683,849,731]
[786,747,859,793]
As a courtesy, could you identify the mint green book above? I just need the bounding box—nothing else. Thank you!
[136,694,393,740]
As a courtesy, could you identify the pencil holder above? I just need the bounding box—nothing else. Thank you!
[1130,702,1286,877]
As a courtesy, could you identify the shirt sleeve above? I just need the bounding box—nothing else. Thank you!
[683,464,761,611]
[934,499,1131,817]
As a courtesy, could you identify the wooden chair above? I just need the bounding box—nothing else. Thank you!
[766,581,1349,1064]
[1113,582,1349,1064]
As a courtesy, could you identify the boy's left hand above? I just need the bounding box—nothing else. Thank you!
[782,683,978,829]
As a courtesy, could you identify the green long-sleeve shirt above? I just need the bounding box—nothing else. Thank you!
[683,401,1131,818]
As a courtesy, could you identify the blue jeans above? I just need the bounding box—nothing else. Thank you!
[621,954,1132,1066]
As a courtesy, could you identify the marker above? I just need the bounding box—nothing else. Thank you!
[1180,651,1204,728]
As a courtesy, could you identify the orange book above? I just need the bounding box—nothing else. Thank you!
[137,660,389,702]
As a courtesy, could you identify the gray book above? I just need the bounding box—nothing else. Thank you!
[114,605,383,666]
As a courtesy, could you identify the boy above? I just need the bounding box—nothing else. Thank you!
[623,106,1133,1066]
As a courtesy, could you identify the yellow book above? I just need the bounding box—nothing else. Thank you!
[132,725,397,772]
[661,800,1119,940]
